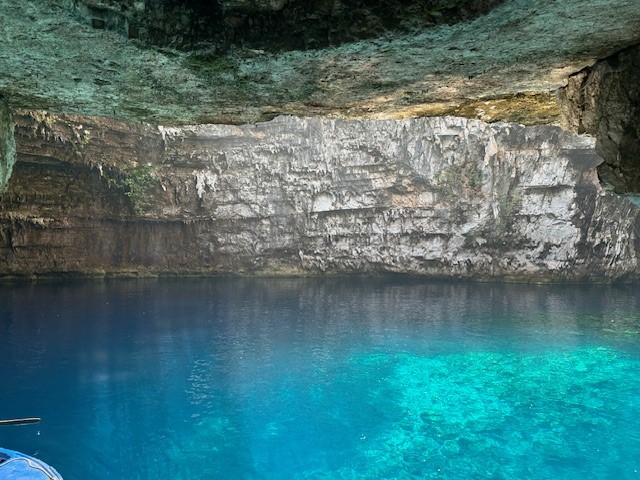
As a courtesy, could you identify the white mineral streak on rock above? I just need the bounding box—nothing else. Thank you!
[195,170,218,200]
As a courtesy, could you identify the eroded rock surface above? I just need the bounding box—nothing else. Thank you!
[1,112,637,281]
[559,44,640,194]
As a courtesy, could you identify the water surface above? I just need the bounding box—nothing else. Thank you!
[1,278,639,479]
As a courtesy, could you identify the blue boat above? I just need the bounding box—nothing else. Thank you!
[0,448,63,479]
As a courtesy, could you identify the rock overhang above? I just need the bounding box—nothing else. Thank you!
[0,0,639,125]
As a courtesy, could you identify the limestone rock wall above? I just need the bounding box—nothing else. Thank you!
[0,112,638,281]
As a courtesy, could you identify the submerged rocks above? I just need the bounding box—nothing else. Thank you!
[0,112,637,281]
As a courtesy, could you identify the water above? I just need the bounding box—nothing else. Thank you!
[1,278,639,479]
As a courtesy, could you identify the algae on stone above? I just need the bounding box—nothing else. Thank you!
[0,98,16,192]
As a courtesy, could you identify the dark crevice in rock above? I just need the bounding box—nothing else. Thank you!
[66,0,506,52]
[559,43,640,194]
[220,0,507,52]
[65,0,224,50]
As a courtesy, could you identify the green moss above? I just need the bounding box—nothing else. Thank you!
[182,53,240,83]
[124,163,157,214]
[495,192,522,234]
[106,163,158,215]
[436,161,483,198]
[71,130,91,155]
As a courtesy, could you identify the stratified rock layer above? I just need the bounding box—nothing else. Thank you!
[1,112,638,281]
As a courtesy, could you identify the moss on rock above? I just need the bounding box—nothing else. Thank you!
[0,0,639,125]
[0,97,16,192]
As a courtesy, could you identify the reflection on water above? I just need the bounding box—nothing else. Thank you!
[0,278,639,479]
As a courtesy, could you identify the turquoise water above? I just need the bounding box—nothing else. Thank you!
[1,279,639,479]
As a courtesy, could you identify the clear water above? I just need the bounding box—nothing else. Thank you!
[1,278,640,479]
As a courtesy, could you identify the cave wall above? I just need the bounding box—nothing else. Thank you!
[0,111,638,281]
[559,43,640,194]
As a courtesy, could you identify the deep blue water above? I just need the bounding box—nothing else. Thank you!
[1,278,640,479]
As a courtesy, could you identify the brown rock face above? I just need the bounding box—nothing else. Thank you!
[559,44,640,194]
[1,111,638,281]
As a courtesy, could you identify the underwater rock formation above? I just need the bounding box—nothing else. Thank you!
[0,111,637,281]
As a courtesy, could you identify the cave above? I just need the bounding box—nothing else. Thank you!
[3,2,640,479]
[0,0,639,281]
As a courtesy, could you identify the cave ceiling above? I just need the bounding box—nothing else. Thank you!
[1,0,639,125]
